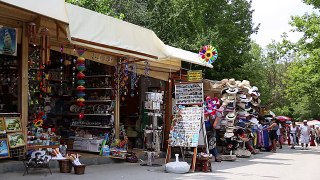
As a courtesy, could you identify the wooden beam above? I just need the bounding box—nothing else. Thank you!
[164,78,173,150]
[21,22,29,143]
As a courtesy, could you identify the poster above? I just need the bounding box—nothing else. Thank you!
[0,26,17,56]
[187,70,202,82]
[0,139,10,158]
[4,117,22,132]
[7,132,26,148]
[0,117,5,133]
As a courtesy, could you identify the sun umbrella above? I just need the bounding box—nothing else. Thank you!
[276,116,292,122]
[307,120,320,126]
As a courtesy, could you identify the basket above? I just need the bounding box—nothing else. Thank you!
[58,159,72,173]
[74,164,86,175]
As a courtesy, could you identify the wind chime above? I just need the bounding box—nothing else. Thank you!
[39,28,50,98]
[130,64,139,97]
[144,60,150,85]
[76,49,86,119]
[27,22,37,45]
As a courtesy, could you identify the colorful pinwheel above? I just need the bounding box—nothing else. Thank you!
[199,45,218,64]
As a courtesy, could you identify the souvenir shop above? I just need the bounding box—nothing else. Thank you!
[0,1,212,163]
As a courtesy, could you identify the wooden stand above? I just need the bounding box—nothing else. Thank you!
[165,145,197,172]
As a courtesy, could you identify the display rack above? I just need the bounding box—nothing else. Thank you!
[166,82,207,172]
[141,92,163,166]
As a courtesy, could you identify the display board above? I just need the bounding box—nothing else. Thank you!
[169,83,204,147]
[169,106,203,147]
[175,83,203,104]
[187,70,202,82]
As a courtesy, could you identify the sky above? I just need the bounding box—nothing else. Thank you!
[251,0,316,47]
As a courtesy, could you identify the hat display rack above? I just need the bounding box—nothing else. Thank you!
[205,78,262,157]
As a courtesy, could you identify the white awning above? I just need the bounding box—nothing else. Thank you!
[66,3,168,60]
[163,45,213,68]
[0,0,68,23]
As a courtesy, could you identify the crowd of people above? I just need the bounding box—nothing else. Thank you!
[272,119,319,151]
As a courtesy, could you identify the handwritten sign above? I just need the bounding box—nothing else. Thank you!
[187,70,202,82]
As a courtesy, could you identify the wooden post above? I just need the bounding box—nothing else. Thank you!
[191,147,197,172]
[163,78,172,150]
[21,22,29,143]
[114,60,120,139]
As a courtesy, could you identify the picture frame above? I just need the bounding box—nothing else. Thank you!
[7,132,26,148]
[0,117,5,133]
[0,26,17,56]
[0,139,10,158]
[4,116,22,132]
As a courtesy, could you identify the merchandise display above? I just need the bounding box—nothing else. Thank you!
[143,92,163,153]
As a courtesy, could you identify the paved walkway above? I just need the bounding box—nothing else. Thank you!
[2,146,320,180]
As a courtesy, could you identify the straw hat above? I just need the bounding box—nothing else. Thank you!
[227,78,238,88]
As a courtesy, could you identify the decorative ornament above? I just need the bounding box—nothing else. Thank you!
[76,49,86,117]
[79,112,85,119]
[198,45,218,64]
[204,96,220,115]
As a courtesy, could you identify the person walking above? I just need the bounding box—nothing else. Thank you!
[276,123,283,149]
[310,125,316,146]
[298,120,311,150]
[268,118,279,153]
[315,126,320,145]
[289,122,298,149]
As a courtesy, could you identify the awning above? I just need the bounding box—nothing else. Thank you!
[164,45,213,68]
[66,3,168,60]
[0,0,68,24]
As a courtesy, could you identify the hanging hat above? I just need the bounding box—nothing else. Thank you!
[227,78,238,88]
[238,80,251,89]
[249,86,260,97]
[226,102,235,110]
[245,102,252,111]
[226,112,236,121]
[251,98,261,106]
[226,87,239,94]
[238,111,250,117]
[237,102,246,110]
[227,121,234,127]
[220,118,227,126]
[237,94,252,103]
[225,94,237,102]
[224,128,234,138]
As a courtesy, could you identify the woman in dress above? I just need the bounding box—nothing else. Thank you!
[268,118,279,153]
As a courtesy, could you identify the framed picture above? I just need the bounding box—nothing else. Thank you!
[0,26,17,56]
[4,117,22,132]
[0,139,10,158]
[0,117,5,132]
[7,132,26,148]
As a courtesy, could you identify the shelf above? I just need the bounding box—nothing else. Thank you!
[85,75,112,78]
[27,145,60,149]
[68,113,112,116]
[83,100,115,103]
[71,125,112,129]
[86,87,113,90]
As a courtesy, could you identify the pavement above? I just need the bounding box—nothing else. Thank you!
[2,146,320,180]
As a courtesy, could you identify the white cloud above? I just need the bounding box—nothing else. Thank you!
[251,0,316,47]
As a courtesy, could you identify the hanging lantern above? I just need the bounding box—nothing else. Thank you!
[40,28,50,65]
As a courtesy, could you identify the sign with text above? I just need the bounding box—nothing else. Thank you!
[187,70,202,82]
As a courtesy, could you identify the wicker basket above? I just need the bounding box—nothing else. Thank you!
[74,164,86,175]
[58,160,72,173]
